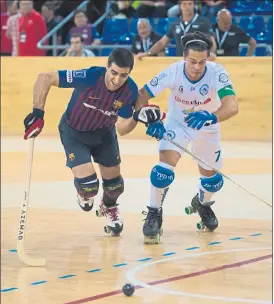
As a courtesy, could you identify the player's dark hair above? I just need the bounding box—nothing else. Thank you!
[181,31,213,57]
[108,48,134,72]
[70,34,84,43]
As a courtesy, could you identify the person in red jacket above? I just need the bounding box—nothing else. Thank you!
[1,0,18,56]
[18,0,47,56]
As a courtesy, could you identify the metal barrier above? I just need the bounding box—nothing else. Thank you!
[37,0,111,56]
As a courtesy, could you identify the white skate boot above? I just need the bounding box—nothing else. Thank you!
[77,194,94,212]
[96,201,123,236]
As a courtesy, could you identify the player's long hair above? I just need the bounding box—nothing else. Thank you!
[181,31,213,56]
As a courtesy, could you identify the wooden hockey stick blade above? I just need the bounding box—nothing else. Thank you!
[163,135,272,208]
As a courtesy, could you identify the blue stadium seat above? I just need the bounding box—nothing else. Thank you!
[101,48,113,56]
[257,1,273,14]
[165,46,176,56]
[239,46,248,56]
[255,46,267,56]
[251,16,265,35]
[156,18,168,36]
[239,16,250,31]
[102,18,129,44]
[267,16,273,34]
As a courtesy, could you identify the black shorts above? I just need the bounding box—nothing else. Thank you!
[58,115,121,168]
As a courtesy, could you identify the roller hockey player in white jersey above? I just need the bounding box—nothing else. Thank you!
[138,31,239,244]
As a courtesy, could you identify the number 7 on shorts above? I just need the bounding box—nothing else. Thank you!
[215,150,221,162]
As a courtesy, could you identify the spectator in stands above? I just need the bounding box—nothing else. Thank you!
[1,0,18,56]
[67,9,101,47]
[136,0,178,18]
[41,2,62,56]
[18,0,47,56]
[168,0,199,17]
[109,1,137,18]
[65,34,96,57]
[137,0,216,60]
[213,9,256,56]
[201,0,226,20]
[132,18,165,58]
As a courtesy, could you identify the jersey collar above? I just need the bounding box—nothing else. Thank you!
[183,63,207,84]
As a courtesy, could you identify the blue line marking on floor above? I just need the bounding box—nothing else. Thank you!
[162,252,176,256]
[138,258,153,262]
[208,241,222,246]
[5,231,266,292]
[87,268,102,273]
[59,274,76,279]
[113,263,128,267]
[229,237,243,240]
[31,280,48,286]
[1,287,18,292]
[185,246,200,250]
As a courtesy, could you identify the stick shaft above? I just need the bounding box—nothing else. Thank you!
[17,138,35,243]
[164,135,272,208]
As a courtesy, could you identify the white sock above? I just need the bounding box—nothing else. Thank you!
[198,175,214,205]
[149,162,175,209]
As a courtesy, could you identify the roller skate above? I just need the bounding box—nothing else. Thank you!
[77,195,94,212]
[142,207,163,244]
[185,194,218,231]
[96,201,123,236]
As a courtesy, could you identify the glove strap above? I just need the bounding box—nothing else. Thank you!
[33,108,45,119]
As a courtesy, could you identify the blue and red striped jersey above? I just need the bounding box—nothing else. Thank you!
[58,66,138,132]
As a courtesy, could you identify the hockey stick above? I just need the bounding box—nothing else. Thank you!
[17,138,46,266]
[163,135,272,208]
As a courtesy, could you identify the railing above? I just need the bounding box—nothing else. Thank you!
[37,0,111,56]
[239,43,273,55]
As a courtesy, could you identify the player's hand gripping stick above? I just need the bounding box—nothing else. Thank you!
[23,108,45,140]
[133,104,166,124]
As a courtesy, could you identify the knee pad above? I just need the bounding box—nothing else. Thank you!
[103,175,124,206]
[200,173,224,193]
[74,173,99,199]
[150,165,175,189]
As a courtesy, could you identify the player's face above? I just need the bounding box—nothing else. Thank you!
[105,63,130,91]
[138,22,151,39]
[74,12,88,27]
[180,0,194,16]
[184,50,208,81]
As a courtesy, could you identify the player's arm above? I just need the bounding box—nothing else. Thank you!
[116,89,164,136]
[185,68,238,130]
[33,72,59,110]
[212,94,238,122]
[213,69,238,122]
[23,69,90,140]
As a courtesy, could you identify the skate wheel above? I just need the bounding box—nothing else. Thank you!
[96,209,103,217]
[104,226,111,234]
[185,206,194,215]
[155,233,161,244]
[144,233,161,245]
[159,227,163,236]
[197,221,205,231]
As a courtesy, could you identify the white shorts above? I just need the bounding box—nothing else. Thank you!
[159,118,222,171]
